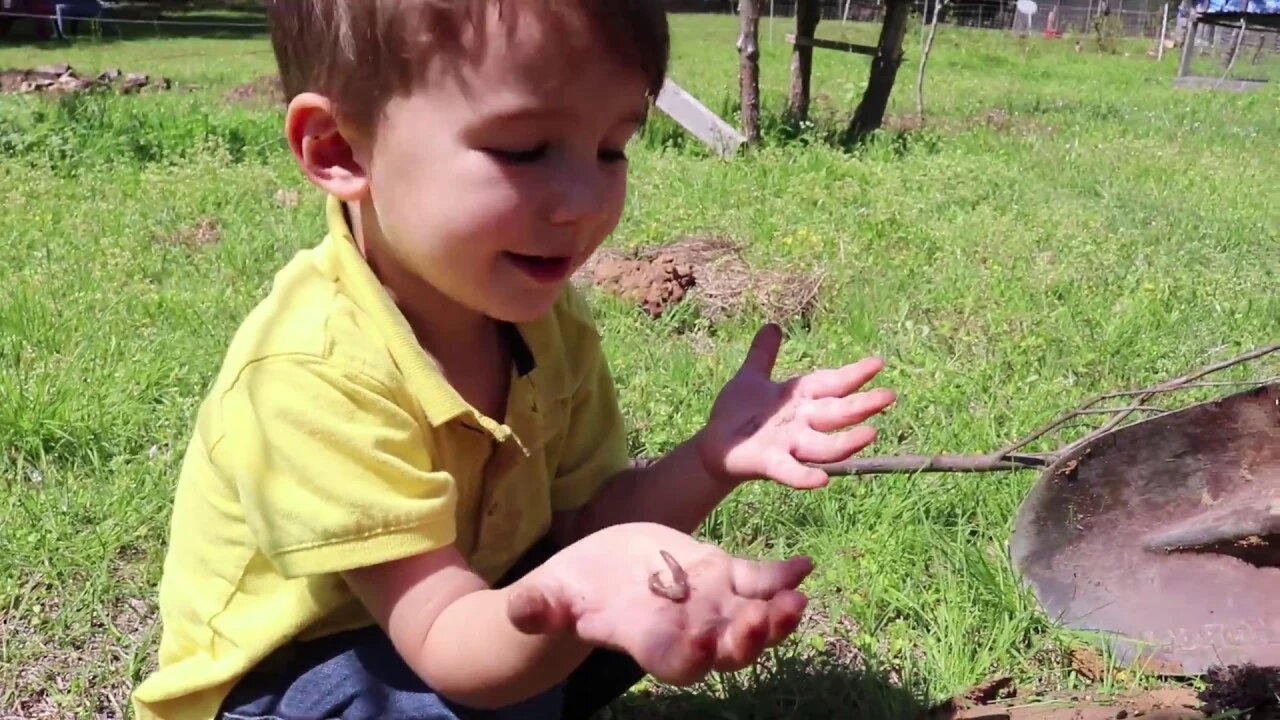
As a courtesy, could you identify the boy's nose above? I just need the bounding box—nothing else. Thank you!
[548,162,613,226]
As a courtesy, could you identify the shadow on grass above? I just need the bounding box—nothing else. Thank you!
[610,645,927,720]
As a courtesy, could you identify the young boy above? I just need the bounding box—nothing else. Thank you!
[131,1,896,718]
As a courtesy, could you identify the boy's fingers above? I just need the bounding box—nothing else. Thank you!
[730,555,814,599]
[714,601,770,672]
[792,425,879,465]
[793,356,885,399]
[737,323,783,378]
[651,617,721,686]
[766,452,830,489]
[764,590,808,646]
[805,388,897,433]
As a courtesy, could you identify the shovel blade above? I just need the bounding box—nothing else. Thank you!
[1009,383,1280,674]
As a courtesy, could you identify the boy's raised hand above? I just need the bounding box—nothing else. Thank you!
[696,323,896,490]
[504,522,812,686]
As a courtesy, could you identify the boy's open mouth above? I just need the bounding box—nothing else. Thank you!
[505,252,572,284]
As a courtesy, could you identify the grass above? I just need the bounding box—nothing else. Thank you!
[2,9,1279,719]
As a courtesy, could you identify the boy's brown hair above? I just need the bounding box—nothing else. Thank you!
[265,0,670,132]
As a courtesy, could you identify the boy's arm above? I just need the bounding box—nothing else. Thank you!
[344,521,818,709]
[553,430,732,544]
[554,323,895,546]
[342,546,592,710]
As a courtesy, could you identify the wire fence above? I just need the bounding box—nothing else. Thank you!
[669,0,1185,38]
[0,5,267,41]
[3,1,1276,53]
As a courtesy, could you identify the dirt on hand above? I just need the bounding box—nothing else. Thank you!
[575,235,824,325]
[0,64,176,95]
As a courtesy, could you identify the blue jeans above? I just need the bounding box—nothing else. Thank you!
[218,536,644,720]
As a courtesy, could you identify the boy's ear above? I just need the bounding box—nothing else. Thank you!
[285,92,369,202]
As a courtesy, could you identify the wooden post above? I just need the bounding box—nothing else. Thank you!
[1177,9,1197,77]
[787,0,822,122]
[1249,26,1267,64]
[1157,2,1168,60]
[846,0,913,141]
[738,0,762,144]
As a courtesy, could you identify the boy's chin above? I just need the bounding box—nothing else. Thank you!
[484,288,566,324]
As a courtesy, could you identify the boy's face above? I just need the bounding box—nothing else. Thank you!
[351,7,652,324]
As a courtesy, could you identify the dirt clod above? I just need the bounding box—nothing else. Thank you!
[1198,664,1280,719]
[926,677,1019,719]
[1071,645,1107,682]
[576,235,823,324]
[967,677,1017,705]
[0,64,176,95]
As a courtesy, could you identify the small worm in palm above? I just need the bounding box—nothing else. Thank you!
[648,550,690,602]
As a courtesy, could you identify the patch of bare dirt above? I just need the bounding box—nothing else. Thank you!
[924,681,1205,720]
[274,188,300,208]
[884,113,928,133]
[0,64,176,96]
[2,585,157,720]
[881,108,1058,138]
[158,219,222,250]
[924,665,1280,720]
[226,74,283,106]
[575,235,824,325]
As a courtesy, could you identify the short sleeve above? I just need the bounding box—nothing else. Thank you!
[548,310,631,512]
[213,355,458,578]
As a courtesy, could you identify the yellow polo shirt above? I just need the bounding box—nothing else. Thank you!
[131,195,630,720]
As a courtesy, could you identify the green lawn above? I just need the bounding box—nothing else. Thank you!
[2,10,1278,719]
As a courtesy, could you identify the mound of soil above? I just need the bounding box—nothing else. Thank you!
[576,235,824,324]
[0,64,174,95]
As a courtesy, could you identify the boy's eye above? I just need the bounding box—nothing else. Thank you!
[486,144,548,164]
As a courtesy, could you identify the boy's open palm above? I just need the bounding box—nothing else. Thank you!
[505,522,812,686]
[698,323,897,490]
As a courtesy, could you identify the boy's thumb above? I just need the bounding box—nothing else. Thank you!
[738,323,783,378]
[507,580,573,635]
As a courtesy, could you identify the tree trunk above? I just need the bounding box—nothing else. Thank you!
[738,0,762,144]
[846,0,912,142]
[787,0,822,123]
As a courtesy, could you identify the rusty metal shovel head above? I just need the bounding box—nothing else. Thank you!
[1008,382,1280,675]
